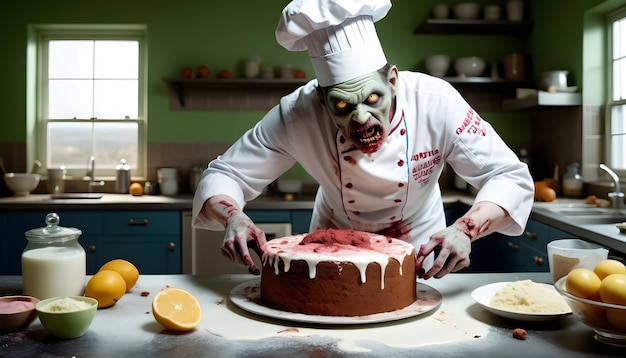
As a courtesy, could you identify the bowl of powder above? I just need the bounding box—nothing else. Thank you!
[0,295,39,332]
[472,280,571,321]
[36,296,97,339]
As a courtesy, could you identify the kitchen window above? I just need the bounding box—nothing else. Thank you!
[608,9,626,172]
[29,25,147,179]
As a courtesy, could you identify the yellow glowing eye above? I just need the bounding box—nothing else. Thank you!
[335,101,348,111]
[367,93,379,104]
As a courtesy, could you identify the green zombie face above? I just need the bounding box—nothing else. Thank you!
[323,67,397,154]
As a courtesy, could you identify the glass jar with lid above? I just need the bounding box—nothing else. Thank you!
[22,212,86,300]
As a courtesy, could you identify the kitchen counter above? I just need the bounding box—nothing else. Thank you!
[531,199,626,254]
[0,190,472,211]
[1,272,623,357]
[0,193,195,210]
[0,192,624,255]
[0,193,321,211]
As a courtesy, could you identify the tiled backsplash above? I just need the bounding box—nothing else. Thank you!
[0,104,611,196]
[581,105,604,180]
[0,142,232,195]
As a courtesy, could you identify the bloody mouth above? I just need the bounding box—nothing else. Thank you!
[350,120,384,154]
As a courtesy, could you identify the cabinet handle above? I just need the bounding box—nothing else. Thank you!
[128,219,149,226]
[168,242,176,251]
[533,256,544,266]
[89,245,96,253]
[507,242,519,251]
[524,231,538,240]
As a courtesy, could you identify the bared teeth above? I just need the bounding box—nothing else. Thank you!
[356,127,380,144]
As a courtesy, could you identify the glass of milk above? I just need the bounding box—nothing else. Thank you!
[22,213,86,300]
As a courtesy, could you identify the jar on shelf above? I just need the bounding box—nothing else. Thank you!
[562,162,583,197]
[22,213,86,300]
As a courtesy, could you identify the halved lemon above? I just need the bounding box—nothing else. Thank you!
[152,287,202,331]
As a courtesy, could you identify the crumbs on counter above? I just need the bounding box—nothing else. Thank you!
[277,328,299,334]
[512,328,527,340]
[140,291,150,297]
[215,299,225,305]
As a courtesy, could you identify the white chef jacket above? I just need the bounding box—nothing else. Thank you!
[192,71,534,262]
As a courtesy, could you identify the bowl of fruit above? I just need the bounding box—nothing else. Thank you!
[554,259,626,346]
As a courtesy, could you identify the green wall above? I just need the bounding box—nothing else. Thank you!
[0,0,621,147]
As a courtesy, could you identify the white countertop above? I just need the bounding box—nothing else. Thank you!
[0,273,623,357]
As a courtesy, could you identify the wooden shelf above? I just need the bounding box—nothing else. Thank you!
[163,78,308,108]
[443,77,533,87]
[502,92,582,111]
[414,19,534,35]
[429,77,533,112]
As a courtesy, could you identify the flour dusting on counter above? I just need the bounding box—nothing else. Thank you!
[204,277,489,353]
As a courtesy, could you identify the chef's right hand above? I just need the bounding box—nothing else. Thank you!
[221,210,267,275]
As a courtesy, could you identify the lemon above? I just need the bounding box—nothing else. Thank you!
[152,288,202,331]
[565,268,602,301]
[594,259,626,281]
[599,273,626,305]
[99,259,139,292]
[84,270,127,308]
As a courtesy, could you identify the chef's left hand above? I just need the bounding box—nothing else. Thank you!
[415,223,471,280]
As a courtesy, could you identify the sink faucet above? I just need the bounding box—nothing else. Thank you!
[599,163,624,209]
[86,156,105,193]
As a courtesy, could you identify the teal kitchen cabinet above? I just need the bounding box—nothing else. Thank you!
[466,219,580,273]
[290,210,313,234]
[509,220,580,272]
[98,211,180,274]
[0,210,181,275]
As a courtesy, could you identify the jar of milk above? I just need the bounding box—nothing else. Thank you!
[22,213,86,300]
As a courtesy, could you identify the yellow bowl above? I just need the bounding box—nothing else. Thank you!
[555,276,626,346]
[0,295,39,332]
[36,296,97,339]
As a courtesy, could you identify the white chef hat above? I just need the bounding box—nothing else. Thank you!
[276,0,392,87]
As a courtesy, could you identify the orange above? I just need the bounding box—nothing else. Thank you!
[129,183,143,196]
[538,186,556,202]
[99,259,140,292]
[533,181,547,200]
[152,288,202,331]
[542,177,559,191]
[599,273,626,305]
[565,268,602,301]
[594,259,626,281]
[84,270,127,308]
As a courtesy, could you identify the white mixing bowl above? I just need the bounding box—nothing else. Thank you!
[4,173,41,196]
[454,57,486,77]
[425,55,450,77]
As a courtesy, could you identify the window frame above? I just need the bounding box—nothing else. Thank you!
[606,8,626,175]
[27,24,148,180]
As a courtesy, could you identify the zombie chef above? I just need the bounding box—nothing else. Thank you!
[192,0,534,280]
